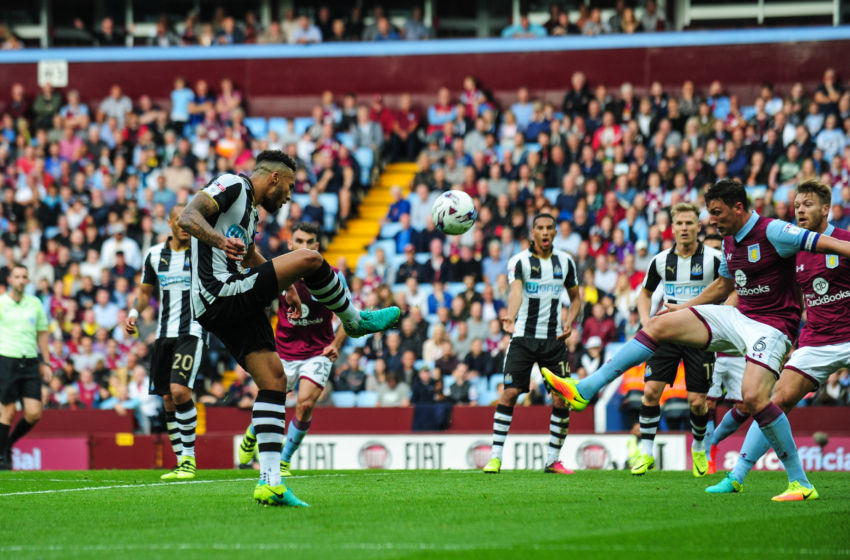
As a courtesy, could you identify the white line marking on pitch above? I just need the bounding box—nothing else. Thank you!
[0,470,477,497]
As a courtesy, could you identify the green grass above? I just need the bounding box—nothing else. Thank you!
[1,469,849,559]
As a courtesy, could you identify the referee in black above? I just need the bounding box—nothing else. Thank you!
[0,263,52,470]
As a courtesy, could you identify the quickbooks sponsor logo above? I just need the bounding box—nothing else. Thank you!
[805,290,850,307]
[737,285,771,296]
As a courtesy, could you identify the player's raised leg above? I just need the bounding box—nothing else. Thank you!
[544,309,712,411]
[269,250,399,338]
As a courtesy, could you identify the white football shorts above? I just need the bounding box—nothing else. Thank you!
[281,355,333,391]
[783,342,850,388]
[690,305,792,376]
[707,355,745,402]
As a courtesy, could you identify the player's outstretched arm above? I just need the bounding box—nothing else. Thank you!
[663,276,734,313]
[813,234,850,259]
[178,193,245,260]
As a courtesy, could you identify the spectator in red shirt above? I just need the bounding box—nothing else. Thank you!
[582,303,616,347]
[369,95,394,139]
[389,93,420,162]
[596,191,626,226]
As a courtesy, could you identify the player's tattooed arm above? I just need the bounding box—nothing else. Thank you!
[179,193,246,260]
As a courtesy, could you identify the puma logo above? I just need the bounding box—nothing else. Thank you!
[532,266,540,273]
[667,266,675,274]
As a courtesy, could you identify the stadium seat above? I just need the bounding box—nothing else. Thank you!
[370,239,397,259]
[337,131,355,149]
[445,282,465,297]
[318,193,339,232]
[293,116,314,137]
[379,222,403,239]
[354,147,374,186]
[291,193,310,209]
[267,117,289,137]
[543,188,559,205]
[356,254,377,277]
[243,117,268,139]
[488,373,504,392]
[390,254,408,270]
[356,391,379,407]
[477,390,498,406]
[414,252,430,265]
[331,391,357,407]
[526,142,541,153]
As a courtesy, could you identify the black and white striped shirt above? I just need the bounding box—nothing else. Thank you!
[141,240,203,339]
[508,249,579,339]
[190,173,261,318]
[642,242,722,305]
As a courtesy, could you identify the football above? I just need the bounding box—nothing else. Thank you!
[431,190,477,235]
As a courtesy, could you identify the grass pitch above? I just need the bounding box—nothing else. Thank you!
[1,469,849,559]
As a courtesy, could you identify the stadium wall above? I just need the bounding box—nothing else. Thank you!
[9,406,849,470]
[1,27,849,116]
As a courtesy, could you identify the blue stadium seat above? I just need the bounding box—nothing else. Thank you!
[337,131,355,149]
[740,106,757,121]
[318,193,339,232]
[364,360,376,375]
[390,254,408,271]
[414,252,429,264]
[356,391,379,407]
[379,222,403,239]
[243,117,268,139]
[370,239,397,259]
[354,147,374,186]
[331,391,357,407]
[526,142,541,153]
[489,373,504,392]
[442,375,455,391]
[291,193,310,209]
[477,390,498,406]
[445,282,465,297]
[293,116,314,137]
[356,254,376,277]
[543,188,559,205]
[267,117,289,137]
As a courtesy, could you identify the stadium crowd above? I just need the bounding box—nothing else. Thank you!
[0,1,673,50]
[1,63,850,433]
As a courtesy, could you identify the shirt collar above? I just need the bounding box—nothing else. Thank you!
[734,211,760,243]
[824,224,835,237]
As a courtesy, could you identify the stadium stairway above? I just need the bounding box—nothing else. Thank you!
[322,162,417,267]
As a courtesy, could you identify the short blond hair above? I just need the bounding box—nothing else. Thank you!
[671,203,700,220]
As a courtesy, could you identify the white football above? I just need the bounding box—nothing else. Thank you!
[431,190,477,235]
